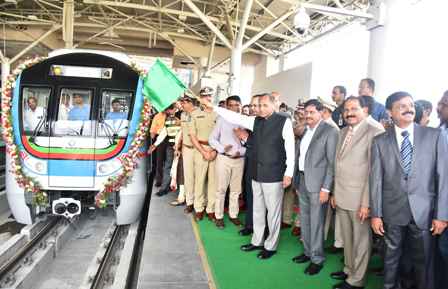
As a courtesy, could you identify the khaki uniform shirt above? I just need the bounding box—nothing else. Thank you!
[189,108,217,143]
[181,110,195,147]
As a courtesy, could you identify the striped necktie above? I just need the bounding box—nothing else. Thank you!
[400,130,413,176]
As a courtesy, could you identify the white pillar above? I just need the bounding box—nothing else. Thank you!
[366,0,407,102]
[229,48,242,96]
[1,59,10,89]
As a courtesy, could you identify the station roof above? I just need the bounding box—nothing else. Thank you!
[0,0,370,63]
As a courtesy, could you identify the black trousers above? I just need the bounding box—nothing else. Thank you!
[155,139,168,184]
[383,221,434,289]
[243,157,253,230]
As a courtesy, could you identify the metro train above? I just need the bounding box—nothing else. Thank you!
[6,50,148,225]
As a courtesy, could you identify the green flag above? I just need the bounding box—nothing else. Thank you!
[143,59,187,112]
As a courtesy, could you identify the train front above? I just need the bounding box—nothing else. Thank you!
[6,51,148,225]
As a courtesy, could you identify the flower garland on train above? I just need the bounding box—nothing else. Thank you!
[1,57,152,208]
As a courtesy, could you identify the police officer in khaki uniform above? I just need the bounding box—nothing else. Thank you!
[189,87,218,221]
[179,95,197,214]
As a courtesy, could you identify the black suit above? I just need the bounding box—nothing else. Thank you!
[370,125,448,289]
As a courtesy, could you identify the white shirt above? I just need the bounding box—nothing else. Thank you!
[24,106,45,131]
[394,123,414,150]
[298,120,322,172]
[214,107,295,178]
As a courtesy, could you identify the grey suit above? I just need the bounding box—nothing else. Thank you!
[293,121,338,264]
[370,124,448,289]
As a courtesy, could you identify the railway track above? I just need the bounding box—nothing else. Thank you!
[0,217,62,288]
[0,209,144,289]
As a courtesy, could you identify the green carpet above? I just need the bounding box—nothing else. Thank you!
[196,214,383,289]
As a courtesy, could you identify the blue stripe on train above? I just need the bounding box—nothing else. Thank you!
[48,160,96,176]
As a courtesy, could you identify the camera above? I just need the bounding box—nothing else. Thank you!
[293,8,310,35]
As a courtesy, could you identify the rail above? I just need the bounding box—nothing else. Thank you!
[0,217,59,282]
[90,225,123,289]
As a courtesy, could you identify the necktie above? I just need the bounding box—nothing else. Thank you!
[400,131,413,176]
[339,126,354,156]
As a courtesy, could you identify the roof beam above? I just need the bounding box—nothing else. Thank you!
[82,0,300,43]
[183,0,232,49]
[10,24,61,64]
[254,0,300,39]
[280,0,374,19]
[242,7,297,50]
[103,4,201,68]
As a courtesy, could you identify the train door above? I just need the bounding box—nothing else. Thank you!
[48,88,96,188]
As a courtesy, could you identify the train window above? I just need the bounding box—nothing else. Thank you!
[22,87,50,135]
[98,91,132,138]
[53,88,93,136]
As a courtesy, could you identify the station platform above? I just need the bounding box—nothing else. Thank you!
[137,190,212,289]
[138,190,383,289]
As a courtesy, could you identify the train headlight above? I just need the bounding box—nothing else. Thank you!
[97,159,122,176]
[98,164,110,174]
[34,162,45,173]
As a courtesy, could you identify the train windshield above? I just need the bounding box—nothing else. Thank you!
[98,90,132,138]
[21,87,51,135]
[54,88,93,136]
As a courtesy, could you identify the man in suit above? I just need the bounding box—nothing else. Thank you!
[292,99,339,275]
[370,91,448,289]
[330,96,384,289]
[436,91,448,289]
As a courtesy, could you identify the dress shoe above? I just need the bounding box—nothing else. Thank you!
[195,211,204,221]
[229,218,242,226]
[281,222,292,229]
[330,271,348,280]
[333,281,364,289]
[184,205,194,214]
[215,219,225,229]
[327,245,343,254]
[207,212,216,222]
[170,200,185,206]
[291,226,301,236]
[240,243,263,252]
[304,263,323,275]
[257,249,276,259]
[239,228,253,236]
[292,254,310,264]
[155,189,168,197]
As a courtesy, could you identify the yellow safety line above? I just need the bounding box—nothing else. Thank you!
[190,216,218,289]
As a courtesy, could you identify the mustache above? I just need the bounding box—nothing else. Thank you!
[402,111,414,116]
[346,115,356,119]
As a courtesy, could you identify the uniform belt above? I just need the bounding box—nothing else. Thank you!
[198,140,209,146]
[220,153,244,159]
[183,144,194,149]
